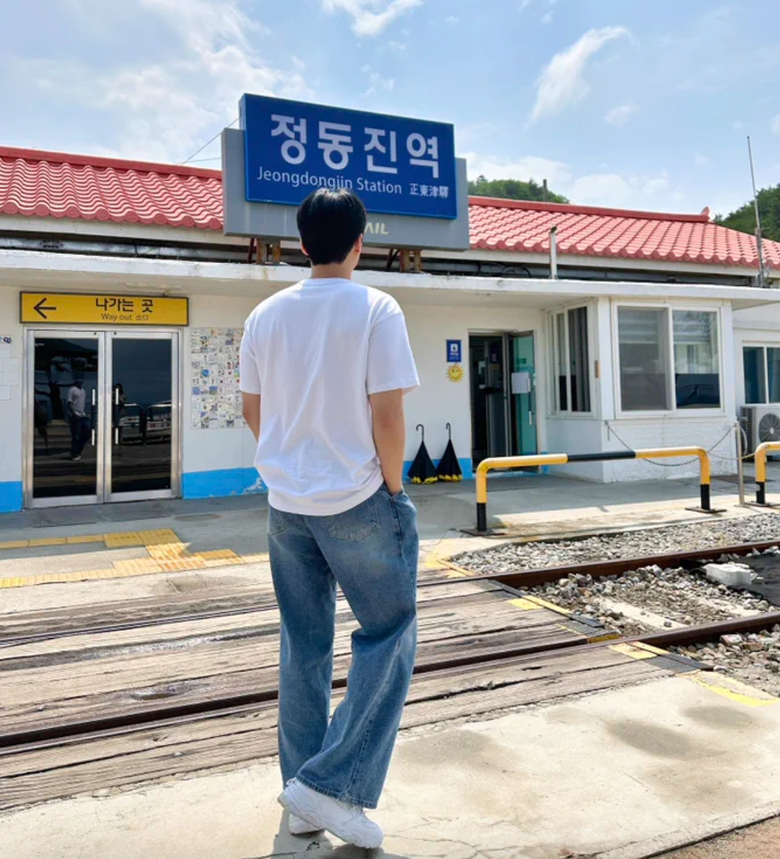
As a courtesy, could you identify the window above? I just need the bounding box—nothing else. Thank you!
[553,306,591,413]
[617,307,721,412]
[672,311,720,409]
[744,346,780,404]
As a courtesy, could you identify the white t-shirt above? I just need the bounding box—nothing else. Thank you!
[240,278,419,516]
[68,385,86,417]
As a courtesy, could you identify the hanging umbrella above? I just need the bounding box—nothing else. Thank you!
[408,424,438,484]
[437,423,463,482]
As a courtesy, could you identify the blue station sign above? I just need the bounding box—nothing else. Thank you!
[240,94,458,220]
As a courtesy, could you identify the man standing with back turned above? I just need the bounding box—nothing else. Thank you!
[240,188,420,849]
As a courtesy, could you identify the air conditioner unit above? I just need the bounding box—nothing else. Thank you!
[741,406,780,455]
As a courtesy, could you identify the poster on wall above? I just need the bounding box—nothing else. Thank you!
[189,328,245,430]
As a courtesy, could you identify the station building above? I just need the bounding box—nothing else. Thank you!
[1,144,780,513]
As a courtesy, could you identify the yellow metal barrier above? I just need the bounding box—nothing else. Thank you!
[475,447,713,533]
[754,441,780,505]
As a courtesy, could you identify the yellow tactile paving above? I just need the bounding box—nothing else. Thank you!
[103,531,145,548]
[2,528,292,589]
[147,543,192,560]
[157,558,207,571]
[195,549,241,561]
[139,529,180,546]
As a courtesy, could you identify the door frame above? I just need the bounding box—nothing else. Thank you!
[508,331,539,458]
[105,329,182,504]
[468,328,539,462]
[23,326,183,508]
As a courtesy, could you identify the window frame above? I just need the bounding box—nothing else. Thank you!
[549,302,595,418]
[612,302,725,419]
[743,343,780,406]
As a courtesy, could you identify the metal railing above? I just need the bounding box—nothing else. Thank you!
[754,441,780,505]
[475,447,713,533]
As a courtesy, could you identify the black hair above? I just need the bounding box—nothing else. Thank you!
[297,188,367,265]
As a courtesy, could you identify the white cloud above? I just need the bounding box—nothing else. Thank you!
[465,148,688,212]
[732,120,744,131]
[570,171,674,208]
[22,0,310,163]
[520,0,557,22]
[530,26,630,123]
[362,66,395,97]
[322,0,423,37]
[693,152,711,166]
[772,114,780,135]
[445,15,459,25]
[465,151,572,186]
[605,103,637,126]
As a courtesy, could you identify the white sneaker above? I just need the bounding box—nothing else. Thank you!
[278,779,383,849]
[289,813,322,836]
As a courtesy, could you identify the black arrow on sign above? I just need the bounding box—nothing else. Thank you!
[33,297,57,319]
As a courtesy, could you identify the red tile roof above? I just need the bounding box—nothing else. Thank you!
[0,146,223,230]
[1,145,778,270]
[469,196,780,270]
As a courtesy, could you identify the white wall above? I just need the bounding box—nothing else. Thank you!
[0,288,23,504]
[601,417,735,481]
[182,295,264,478]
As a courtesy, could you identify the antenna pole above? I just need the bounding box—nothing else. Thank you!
[747,136,768,288]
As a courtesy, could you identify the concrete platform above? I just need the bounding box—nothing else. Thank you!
[1,673,777,859]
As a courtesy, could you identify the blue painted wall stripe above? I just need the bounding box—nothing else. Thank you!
[182,468,264,500]
[182,457,477,501]
[0,482,23,513]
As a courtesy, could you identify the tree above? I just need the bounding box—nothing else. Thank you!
[714,184,780,243]
[468,175,569,204]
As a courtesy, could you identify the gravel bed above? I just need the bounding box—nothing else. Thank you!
[671,627,780,698]
[455,514,780,697]
[455,513,780,573]
[525,557,777,637]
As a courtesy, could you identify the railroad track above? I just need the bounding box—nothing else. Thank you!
[3,539,779,649]
[1,537,778,811]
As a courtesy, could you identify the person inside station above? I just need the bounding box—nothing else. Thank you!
[67,378,89,461]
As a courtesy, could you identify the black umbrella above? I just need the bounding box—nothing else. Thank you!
[408,424,438,484]
[437,423,463,482]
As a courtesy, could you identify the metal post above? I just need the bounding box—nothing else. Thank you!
[476,502,487,534]
[549,226,558,280]
[736,421,746,506]
[754,442,780,505]
[747,136,767,289]
[700,482,711,513]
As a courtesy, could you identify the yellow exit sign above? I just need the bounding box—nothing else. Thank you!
[20,293,189,326]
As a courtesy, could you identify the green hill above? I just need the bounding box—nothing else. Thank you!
[714,184,780,242]
[468,175,569,204]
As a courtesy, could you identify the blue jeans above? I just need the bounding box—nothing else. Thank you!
[268,484,418,810]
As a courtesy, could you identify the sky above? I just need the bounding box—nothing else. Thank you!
[1,0,779,217]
